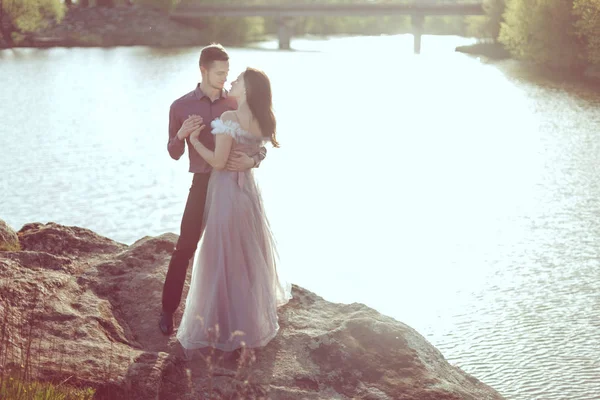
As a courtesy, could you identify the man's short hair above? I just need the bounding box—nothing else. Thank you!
[199,43,229,68]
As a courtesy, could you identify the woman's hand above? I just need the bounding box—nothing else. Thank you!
[190,123,206,145]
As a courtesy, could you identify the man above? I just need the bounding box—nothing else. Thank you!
[159,44,266,335]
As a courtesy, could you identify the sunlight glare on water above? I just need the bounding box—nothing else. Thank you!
[1,34,599,400]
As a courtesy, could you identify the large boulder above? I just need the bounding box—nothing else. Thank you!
[0,222,505,400]
[18,222,127,257]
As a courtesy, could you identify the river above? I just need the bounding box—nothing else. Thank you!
[1,34,599,400]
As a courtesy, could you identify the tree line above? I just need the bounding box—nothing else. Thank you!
[469,0,600,72]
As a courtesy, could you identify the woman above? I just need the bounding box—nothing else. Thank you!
[176,67,292,354]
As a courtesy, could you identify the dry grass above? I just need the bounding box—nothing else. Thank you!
[0,286,96,400]
[0,284,267,399]
[0,377,96,400]
[0,242,20,252]
[180,318,266,400]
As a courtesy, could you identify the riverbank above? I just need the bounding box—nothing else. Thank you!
[455,41,511,60]
[0,5,211,48]
[456,41,600,83]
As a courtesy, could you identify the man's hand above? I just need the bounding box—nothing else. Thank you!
[226,151,255,171]
[177,115,203,141]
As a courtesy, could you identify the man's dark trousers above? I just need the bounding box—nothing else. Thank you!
[161,172,210,314]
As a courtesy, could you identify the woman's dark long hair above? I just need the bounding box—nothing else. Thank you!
[243,68,279,148]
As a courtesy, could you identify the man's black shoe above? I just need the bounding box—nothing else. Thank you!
[159,312,174,335]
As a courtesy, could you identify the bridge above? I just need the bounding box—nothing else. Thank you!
[170,3,485,54]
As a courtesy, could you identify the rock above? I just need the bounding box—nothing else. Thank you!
[2,251,74,273]
[0,219,19,251]
[18,222,126,257]
[0,222,505,400]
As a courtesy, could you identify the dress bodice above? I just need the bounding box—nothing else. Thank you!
[211,118,265,155]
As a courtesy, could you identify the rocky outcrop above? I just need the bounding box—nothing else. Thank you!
[0,221,505,399]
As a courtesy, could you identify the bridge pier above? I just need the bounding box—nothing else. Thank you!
[277,17,294,50]
[411,14,424,54]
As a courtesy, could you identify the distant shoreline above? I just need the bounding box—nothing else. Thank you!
[2,6,598,87]
[455,41,511,60]
[455,41,600,84]
[0,5,214,49]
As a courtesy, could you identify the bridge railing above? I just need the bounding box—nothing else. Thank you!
[172,3,485,17]
[170,2,485,53]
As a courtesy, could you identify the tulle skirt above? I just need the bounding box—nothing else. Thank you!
[176,169,292,352]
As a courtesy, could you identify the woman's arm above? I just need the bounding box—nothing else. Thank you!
[190,125,233,170]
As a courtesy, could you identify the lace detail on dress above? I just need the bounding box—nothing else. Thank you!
[211,119,263,144]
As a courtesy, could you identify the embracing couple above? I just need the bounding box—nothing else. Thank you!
[158,44,292,357]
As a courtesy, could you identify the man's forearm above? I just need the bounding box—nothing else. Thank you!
[168,135,185,160]
[168,105,185,160]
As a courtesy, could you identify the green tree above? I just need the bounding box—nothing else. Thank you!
[175,0,265,44]
[499,0,585,70]
[0,0,65,46]
[573,0,600,66]
[467,0,505,40]
[135,0,181,13]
